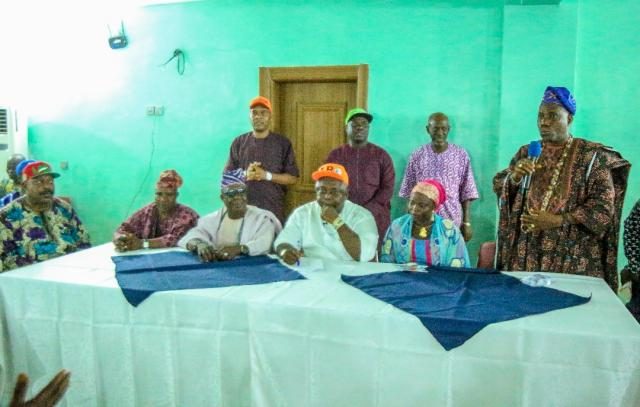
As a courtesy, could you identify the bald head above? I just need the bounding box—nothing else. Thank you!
[426,112,450,153]
[6,153,26,183]
[427,112,448,123]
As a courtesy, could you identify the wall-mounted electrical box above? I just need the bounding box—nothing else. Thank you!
[145,106,165,116]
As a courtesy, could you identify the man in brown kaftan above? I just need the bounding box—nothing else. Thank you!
[493,86,630,291]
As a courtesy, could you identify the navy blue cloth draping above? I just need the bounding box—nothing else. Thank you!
[341,266,590,350]
[113,252,305,306]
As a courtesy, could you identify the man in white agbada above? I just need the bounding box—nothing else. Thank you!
[275,163,378,264]
[179,169,281,261]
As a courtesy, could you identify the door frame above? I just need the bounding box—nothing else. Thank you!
[258,64,369,132]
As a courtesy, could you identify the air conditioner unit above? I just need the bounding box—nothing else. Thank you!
[0,106,28,168]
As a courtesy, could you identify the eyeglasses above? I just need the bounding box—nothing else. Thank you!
[222,188,247,198]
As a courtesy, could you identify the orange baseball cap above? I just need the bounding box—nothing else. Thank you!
[249,96,272,112]
[312,163,349,185]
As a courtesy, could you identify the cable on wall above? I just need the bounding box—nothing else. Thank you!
[125,115,157,216]
[159,49,185,75]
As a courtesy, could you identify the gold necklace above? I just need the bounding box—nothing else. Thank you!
[414,222,432,238]
[540,136,573,211]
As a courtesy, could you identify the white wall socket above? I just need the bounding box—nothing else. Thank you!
[145,105,165,116]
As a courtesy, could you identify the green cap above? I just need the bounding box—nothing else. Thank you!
[345,108,373,125]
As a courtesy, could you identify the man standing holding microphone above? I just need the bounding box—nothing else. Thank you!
[493,86,630,292]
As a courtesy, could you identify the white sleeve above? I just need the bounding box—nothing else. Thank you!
[243,215,278,255]
[177,214,219,249]
[274,208,304,250]
[349,207,379,262]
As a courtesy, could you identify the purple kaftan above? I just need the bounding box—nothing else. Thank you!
[399,143,478,226]
[326,143,395,244]
[225,132,299,223]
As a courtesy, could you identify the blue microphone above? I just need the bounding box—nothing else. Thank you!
[521,140,542,193]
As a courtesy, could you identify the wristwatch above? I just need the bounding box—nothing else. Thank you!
[332,217,345,230]
[143,239,150,249]
[240,245,249,255]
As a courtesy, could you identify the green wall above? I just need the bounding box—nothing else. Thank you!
[1,0,638,267]
[574,0,640,217]
[498,1,578,164]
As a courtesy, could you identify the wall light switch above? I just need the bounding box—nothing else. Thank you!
[155,106,164,116]
[60,161,69,170]
[145,106,155,116]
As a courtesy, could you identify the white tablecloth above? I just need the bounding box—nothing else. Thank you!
[1,244,639,406]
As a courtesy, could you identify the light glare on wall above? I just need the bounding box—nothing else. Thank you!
[0,2,143,120]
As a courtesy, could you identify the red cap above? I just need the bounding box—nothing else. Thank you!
[22,161,60,182]
[249,96,272,112]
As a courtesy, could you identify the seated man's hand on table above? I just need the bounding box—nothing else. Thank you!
[187,238,247,262]
[113,233,142,252]
[187,239,218,262]
[217,245,242,261]
[276,243,303,265]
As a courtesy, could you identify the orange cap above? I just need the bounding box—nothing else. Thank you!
[249,96,272,112]
[312,163,349,185]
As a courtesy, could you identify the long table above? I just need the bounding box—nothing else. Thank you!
[1,244,639,406]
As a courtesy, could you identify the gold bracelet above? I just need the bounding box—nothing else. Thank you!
[332,217,345,230]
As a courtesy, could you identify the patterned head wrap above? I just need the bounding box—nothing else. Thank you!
[411,179,447,210]
[156,169,183,190]
[221,169,246,189]
[541,86,576,115]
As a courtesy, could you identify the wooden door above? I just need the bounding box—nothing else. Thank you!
[259,65,368,218]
